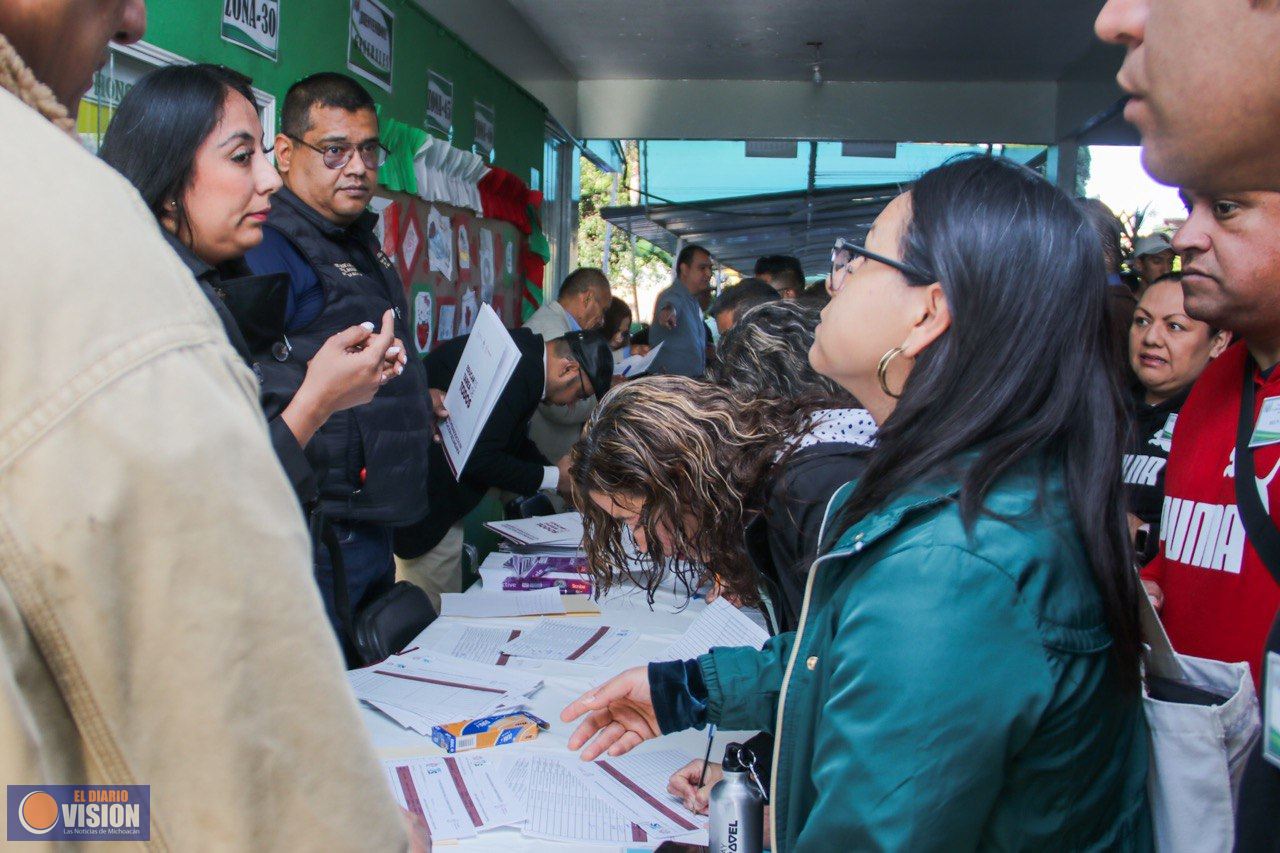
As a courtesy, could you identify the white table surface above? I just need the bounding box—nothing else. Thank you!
[361,576,760,851]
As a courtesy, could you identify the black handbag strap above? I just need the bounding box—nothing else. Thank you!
[309,511,357,646]
[1233,358,1280,586]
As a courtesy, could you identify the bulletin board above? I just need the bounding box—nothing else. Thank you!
[371,190,525,359]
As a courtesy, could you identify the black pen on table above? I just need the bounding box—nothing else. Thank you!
[697,723,717,787]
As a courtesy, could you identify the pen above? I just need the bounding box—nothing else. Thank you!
[697,723,717,787]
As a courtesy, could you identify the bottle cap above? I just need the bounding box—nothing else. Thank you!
[722,742,747,772]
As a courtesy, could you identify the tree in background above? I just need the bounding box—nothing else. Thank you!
[577,140,671,321]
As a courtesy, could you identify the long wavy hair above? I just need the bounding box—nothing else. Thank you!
[711,300,857,403]
[571,376,815,604]
[826,155,1144,694]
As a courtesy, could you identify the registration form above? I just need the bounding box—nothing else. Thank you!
[499,619,639,665]
[657,597,771,662]
[385,753,526,840]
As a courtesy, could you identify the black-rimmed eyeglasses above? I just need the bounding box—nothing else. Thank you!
[830,236,932,286]
[286,134,390,170]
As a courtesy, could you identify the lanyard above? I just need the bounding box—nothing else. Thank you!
[1234,359,1280,586]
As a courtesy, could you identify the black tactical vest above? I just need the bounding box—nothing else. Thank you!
[254,187,431,525]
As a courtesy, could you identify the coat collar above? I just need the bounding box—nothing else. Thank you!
[822,477,960,558]
[274,185,378,241]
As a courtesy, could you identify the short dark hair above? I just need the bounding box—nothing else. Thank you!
[100,64,257,241]
[281,72,376,139]
[559,267,610,300]
[707,277,781,321]
[675,244,710,274]
[771,267,805,295]
[754,254,805,279]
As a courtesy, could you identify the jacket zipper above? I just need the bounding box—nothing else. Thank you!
[768,489,856,849]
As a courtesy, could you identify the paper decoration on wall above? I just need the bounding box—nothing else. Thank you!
[413,290,434,354]
[457,224,472,271]
[399,207,423,285]
[504,239,515,276]
[370,197,400,262]
[458,289,479,337]
[426,207,453,279]
[413,136,488,213]
[347,0,394,93]
[426,71,453,138]
[473,101,494,160]
[479,229,496,305]
[222,0,280,61]
[437,304,456,343]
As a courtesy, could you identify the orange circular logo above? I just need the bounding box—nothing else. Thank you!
[18,791,59,834]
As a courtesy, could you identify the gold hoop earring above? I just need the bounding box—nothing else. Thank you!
[877,346,906,399]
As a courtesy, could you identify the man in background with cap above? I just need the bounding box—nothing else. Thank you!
[394,329,613,607]
[1132,232,1176,293]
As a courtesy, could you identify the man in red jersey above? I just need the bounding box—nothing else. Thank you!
[1142,187,1280,852]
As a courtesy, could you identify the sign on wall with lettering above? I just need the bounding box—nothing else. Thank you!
[347,0,394,93]
[426,71,454,137]
[222,0,280,62]
[473,101,494,160]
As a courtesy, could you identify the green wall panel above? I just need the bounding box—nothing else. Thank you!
[145,1,545,182]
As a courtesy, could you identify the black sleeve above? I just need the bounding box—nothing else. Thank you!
[459,371,547,496]
[267,416,319,505]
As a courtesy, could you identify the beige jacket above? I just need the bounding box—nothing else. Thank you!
[523,300,596,461]
[0,87,406,849]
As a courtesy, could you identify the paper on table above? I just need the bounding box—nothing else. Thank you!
[433,624,526,666]
[614,341,664,377]
[439,587,566,618]
[385,753,526,840]
[657,597,771,662]
[501,753,643,844]
[484,512,584,547]
[499,618,638,665]
[438,303,521,479]
[578,749,708,841]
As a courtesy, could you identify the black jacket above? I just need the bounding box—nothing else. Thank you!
[394,327,550,558]
[248,187,433,526]
[1123,383,1187,531]
[163,230,320,504]
[745,439,872,634]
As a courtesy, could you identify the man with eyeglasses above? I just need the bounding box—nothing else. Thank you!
[394,329,614,609]
[246,72,433,650]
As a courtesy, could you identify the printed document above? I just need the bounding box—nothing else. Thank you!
[438,303,520,479]
[385,753,526,840]
[485,512,584,547]
[439,588,566,618]
[614,341,664,377]
[657,597,771,661]
[499,619,638,665]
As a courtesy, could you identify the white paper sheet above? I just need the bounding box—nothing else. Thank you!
[657,598,771,662]
[484,512,585,547]
[385,753,526,840]
[501,753,640,843]
[439,588,566,618]
[438,303,520,479]
[433,623,529,666]
[577,749,708,841]
[614,341,664,377]
[499,619,638,665]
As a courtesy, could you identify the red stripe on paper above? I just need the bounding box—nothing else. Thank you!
[445,756,483,827]
[496,629,520,666]
[396,766,425,818]
[373,670,505,694]
[566,625,611,661]
[631,823,648,842]
[597,761,698,831]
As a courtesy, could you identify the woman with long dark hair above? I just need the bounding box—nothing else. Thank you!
[99,64,401,503]
[562,156,1150,850]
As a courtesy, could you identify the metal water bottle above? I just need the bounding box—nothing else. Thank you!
[709,742,764,853]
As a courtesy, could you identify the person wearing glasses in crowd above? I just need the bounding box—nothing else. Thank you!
[562,157,1149,851]
[394,329,614,609]
[244,72,434,648]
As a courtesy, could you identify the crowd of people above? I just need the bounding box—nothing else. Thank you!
[2,0,1280,849]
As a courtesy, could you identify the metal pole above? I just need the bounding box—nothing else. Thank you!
[603,172,619,277]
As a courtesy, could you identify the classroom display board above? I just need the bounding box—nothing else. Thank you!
[372,190,524,357]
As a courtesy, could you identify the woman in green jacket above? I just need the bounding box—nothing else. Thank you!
[561,156,1152,851]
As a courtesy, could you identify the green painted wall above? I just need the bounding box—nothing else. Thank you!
[145,0,546,182]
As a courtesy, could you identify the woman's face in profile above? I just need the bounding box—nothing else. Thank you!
[811,192,920,409]
[172,91,281,265]
[609,314,631,350]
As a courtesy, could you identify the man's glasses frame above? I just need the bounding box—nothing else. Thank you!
[286,134,391,171]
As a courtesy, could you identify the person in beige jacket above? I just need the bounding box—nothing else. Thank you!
[0,1,418,848]
[525,267,611,462]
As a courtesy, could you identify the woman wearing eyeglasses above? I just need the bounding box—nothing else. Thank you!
[562,157,1150,851]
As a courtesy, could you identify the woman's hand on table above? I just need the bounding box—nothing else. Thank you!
[668,759,722,814]
[560,665,660,760]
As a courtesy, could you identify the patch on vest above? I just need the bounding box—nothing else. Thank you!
[334,262,361,278]
[376,251,394,269]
